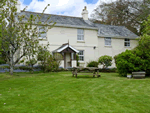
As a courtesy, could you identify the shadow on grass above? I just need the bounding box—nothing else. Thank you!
[72,75,99,79]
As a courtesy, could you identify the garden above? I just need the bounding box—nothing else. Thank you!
[0,72,150,113]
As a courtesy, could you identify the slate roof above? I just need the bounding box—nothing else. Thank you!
[95,24,138,39]
[20,11,138,39]
[52,43,79,53]
[20,11,96,29]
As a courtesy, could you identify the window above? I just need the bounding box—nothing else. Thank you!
[105,37,111,46]
[71,53,74,60]
[77,29,84,41]
[38,26,47,39]
[78,50,84,61]
[124,38,130,47]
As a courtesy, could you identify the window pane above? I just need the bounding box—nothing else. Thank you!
[71,53,74,60]
[124,39,130,47]
[81,35,84,40]
[105,37,111,46]
[125,38,130,41]
[38,26,47,39]
[77,29,84,41]
[78,50,84,61]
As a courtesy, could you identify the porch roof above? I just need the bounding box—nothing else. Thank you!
[53,43,79,53]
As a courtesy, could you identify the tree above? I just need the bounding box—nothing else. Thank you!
[114,15,150,76]
[0,0,56,75]
[98,55,112,69]
[91,0,150,35]
[37,46,62,72]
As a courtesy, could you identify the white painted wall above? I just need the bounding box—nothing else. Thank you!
[60,60,64,68]
[72,60,77,67]
[98,37,138,67]
[39,26,98,67]
[39,26,138,68]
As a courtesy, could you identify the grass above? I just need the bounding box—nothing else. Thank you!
[0,72,150,113]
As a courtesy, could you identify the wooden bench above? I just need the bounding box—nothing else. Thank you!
[72,67,101,78]
[132,72,145,79]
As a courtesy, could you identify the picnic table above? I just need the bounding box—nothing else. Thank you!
[72,67,101,78]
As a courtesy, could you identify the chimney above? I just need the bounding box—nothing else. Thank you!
[81,6,88,20]
[16,0,21,13]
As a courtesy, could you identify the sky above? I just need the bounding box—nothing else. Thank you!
[19,0,104,17]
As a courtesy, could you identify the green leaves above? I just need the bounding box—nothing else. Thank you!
[1,0,56,75]
[98,55,112,69]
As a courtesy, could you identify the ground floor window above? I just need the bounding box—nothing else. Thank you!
[78,50,84,61]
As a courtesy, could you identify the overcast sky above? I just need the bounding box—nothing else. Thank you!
[19,0,114,17]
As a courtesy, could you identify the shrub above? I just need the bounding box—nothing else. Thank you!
[87,61,99,67]
[0,59,6,64]
[17,66,32,71]
[98,55,112,69]
[114,49,147,77]
[37,47,61,72]
[76,54,80,66]
[99,68,117,73]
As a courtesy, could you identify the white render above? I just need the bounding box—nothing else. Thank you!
[39,26,138,68]
[81,6,89,20]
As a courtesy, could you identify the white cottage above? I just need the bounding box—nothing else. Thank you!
[17,2,138,68]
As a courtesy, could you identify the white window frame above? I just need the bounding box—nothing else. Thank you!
[124,38,130,47]
[105,37,111,46]
[77,29,84,41]
[78,50,84,61]
[38,26,47,40]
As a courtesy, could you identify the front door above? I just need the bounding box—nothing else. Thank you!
[64,53,71,68]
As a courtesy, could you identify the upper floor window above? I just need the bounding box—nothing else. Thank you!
[78,50,84,61]
[124,38,130,47]
[77,29,84,41]
[38,26,47,39]
[105,37,111,46]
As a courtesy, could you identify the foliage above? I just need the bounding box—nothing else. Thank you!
[0,59,6,64]
[37,46,61,72]
[25,58,37,73]
[86,61,99,67]
[99,68,117,73]
[76,54,80,66]
[91,0,150,35]
[114,50,144,77]
[0,0,56,75]
[98,55,112,69]
[114,16,150,76]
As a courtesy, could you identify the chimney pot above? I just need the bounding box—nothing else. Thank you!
[81,6,88,20]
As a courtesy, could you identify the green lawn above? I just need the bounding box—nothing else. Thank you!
[0,72,150,113]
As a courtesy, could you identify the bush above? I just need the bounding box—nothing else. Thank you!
[38,47,61,72]
[0,59,6,64]
[114,49,147,77]
[99,68,117,73]
[87,61,99,67]
[17,66,32,71]
[76,54,80,66]
[98,55,112,69]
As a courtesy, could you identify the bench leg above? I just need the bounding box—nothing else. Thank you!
[93,71,95,77]
[72,71,74,77]
[97,70,100,78]
[75,69,78,78]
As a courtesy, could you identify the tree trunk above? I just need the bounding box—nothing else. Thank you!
[9,48,14,75]
[31,65,34,74]
[10,65,13,75]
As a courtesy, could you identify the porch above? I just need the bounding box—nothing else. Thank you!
[53,43,79,69]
